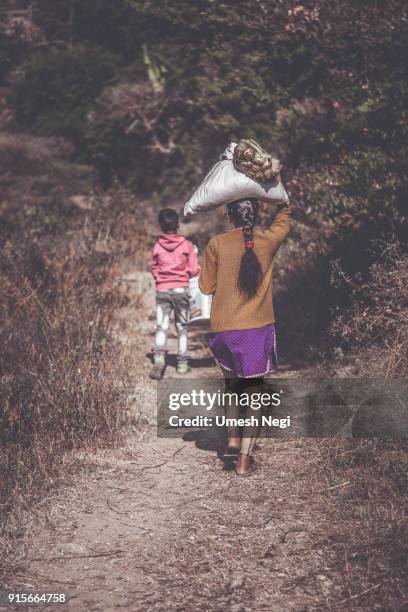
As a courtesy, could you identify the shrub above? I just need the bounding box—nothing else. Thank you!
[331,242,408,377]
[0,133,128,579]
[14,44,119,141]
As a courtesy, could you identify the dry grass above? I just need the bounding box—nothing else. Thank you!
[331,242,408,378]
[319,437,408,609]
[0,133,144,582]
[0,231,125,579]
[322,244,408,608]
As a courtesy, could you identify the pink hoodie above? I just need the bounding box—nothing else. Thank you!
[151,234,200,290]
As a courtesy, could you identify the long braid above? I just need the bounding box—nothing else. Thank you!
[241,205,255,249]
[227,199,262,299]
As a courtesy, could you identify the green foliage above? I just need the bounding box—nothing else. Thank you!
[142,44,167,94]
[14,44,119,141]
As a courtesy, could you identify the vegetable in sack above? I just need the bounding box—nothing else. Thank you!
[234,138,282,181]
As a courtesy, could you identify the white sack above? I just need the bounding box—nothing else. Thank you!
[188,276,212,326]
[184,142,289,216]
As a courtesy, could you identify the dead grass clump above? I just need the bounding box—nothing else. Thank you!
[0,228,126,579]
[321,438,408,609]
[331,242,408,377]
[0,132,137,581]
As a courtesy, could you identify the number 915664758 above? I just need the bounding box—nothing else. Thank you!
[0,592,67,605]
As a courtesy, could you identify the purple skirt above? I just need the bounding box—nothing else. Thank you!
[207,323,278,378]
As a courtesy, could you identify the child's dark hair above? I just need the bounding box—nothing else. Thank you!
[227,199,261,299]
[158,208,179,233]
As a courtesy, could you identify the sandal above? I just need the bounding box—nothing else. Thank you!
[222,447,240,469]
[235,456,257,477]
[223,446,240,460]
[149,363,165,380]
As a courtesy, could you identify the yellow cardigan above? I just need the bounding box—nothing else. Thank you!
[199,205,291,332]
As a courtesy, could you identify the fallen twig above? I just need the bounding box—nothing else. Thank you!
[315,481,351,493]
[332,583,380,606]
[28,550,126,562]
[140,461,168,472]
[159,493,211,509]
[172,446,185,461]
[106,498,130,516]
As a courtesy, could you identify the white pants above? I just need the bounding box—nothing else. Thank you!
[154,288,190,362]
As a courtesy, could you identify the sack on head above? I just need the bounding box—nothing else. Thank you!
[184,141,288,216]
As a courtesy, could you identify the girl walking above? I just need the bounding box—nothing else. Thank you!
[199,195,291,476]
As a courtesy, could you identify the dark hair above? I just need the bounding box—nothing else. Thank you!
[158,208,179,233]
[227,199,262,299]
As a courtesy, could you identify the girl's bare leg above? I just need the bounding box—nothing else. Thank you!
[236,379,263,474]
[221,367,241,448]
[220,369,264,472]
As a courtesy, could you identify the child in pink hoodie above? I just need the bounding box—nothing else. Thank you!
[150,208,200,379]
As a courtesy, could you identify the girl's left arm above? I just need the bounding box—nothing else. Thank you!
[199,237,218,295]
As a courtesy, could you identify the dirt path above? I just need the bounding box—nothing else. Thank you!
[4,272,348,611]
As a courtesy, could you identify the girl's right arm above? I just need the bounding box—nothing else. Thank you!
[265,201,291,254]
[199,237,218,295]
